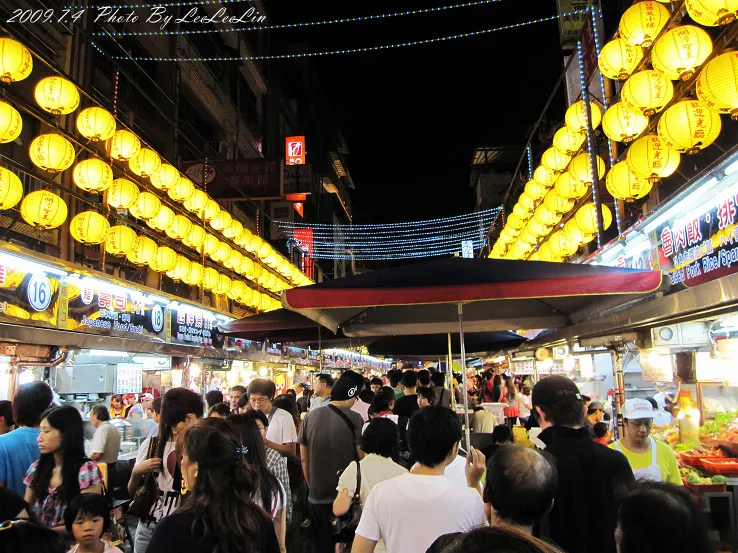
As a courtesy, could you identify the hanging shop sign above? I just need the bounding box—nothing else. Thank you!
[185,159,282,200]
[169,304,225,348]
[283,165,316,196]
[556,0,592,52]
[116,363,143,394]
[0,261,62,329]
[285,136,306,165]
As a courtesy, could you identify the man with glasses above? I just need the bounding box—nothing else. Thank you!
[247,378,297,459]
[610,398,681,484]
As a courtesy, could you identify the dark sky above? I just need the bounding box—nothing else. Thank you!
[267,0,565,223]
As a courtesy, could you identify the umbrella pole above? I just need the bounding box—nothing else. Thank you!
[457,303,471,451]
[447,333,456,410]
[318,327,323,373]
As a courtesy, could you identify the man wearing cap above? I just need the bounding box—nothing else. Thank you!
[299,373,364,553]
[583,401,606,437]
[610,397,682,484]
[532,376,633,553]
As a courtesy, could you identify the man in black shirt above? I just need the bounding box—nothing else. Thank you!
[393,371,420,418]
[533,376,633,553]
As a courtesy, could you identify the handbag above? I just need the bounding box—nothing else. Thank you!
[328,405,362,543]
[128,437,160,519]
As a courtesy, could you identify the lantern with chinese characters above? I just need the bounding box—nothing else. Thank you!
[619,1,670,47]
[76,107,116,141]
[534,165,557,189]
[129,192,161,220]
[212,241,231,263]
[657,100,722,154]
[0,167,23,210]
[543,190,575,215]
[250,235,264,255]
[627,134,681,182]
[575,203,613,234]
[225,250,243,271]
[107,179,139,209]
[107,130,141,161]
[184,189,208,215]
[621,70,674,116]
[598,38,643,80]
[685,0,738,26]
[166,215,193,241]
[534,205,561,227]
[210,209,232,232]
[0,100,22,144]
[165,255,190,282]
[184,225,206,250]
[183,262,204,286]
[549,230,578,258]
[168,177,195,202]
[569,153,607,185]
[228,280,246,302]
[129,148,161,178]
[252,263,263,283]
[555,172,588,200]
[203,268,219,291]
[224,219,243,240]
[150,246,177,273]
[105,225,137,256]
[0,38,32,83]
[29,133,75,173]
[541,147,571,174]
[606,161,653,201]
[214,274,232,296]
[73,159,113,193]
[203,234,220,258]
[20,191,67,229]
[148,205,175,231]
[553,126,585,156]
[506,214,525,230]
[602,102,649,144]
[696,51,738,119]
[34,76,80,115]
[127,236,157,266]
[70,211,110,245]
[652,26,713,81]
[565,101,602,133]
[237,228,254,250]
[150,164,179,191]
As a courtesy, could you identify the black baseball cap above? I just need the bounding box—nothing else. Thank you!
[331,376,360,401]
[532,376,582,407]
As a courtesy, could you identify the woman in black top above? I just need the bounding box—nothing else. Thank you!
[146,418,279,553]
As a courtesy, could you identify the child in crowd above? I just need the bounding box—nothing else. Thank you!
[593,422,612,446]
[64,494,123,553]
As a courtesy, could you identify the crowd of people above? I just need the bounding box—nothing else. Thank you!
[0,370,720,553]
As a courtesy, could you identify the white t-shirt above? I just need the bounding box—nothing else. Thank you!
[134,438,181,522]
[444,455,470,489]
[362,414,399,434]
[356,473,486,553]
[266,408,298,445]
[516,394,532,418]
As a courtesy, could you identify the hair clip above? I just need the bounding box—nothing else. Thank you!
[236,446,249,455]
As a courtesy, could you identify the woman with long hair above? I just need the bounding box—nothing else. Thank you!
[504,376,520,426]
[228,412,287,553]
[146,418,279,553]
[108,395,124,419]
[22,406,103,533]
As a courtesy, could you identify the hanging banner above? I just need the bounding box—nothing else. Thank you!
[285,136,306,165]
[556,0,593,52]
[169,304,225,348]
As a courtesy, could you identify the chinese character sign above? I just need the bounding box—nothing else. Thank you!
[286,136,306,165]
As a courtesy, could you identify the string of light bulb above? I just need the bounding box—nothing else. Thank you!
[306,240,488,260]
[306,231,489,252]
[96,0,503,35]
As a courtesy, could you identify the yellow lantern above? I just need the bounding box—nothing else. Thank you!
[541,147,571,174]
[565,101,602,133]
[215,274,232,296]
[534,166,557,188]
[606,161,653,201]
[575,203,613,234]
[238,257,255,278]
[518,228,538,246]
[202,234,220,257]
[685,0,738,26]
[553,126,585,156]
[602,102,649,144]
[183,262,204,286]
[527,218,550,237]
[73,159,113,193]
[107,178,139,209]
[150,246,177,273]
[523,180,547,201]
[105,225,137,256]
[228,280,246,301]
[20,191,67,229]
[129,192,161,220]
[183,225,206,250]
[534,205,561,227]
[260,294,271,312]
[0,100,22,144]
[224,219,243,240]
[250,235,264,255]
[569,153,606,185]
[148,205,175,231]
[203,199,220,222]
[236,227,254,247]
[150,164,179,191]
[108,130,141,162]
[513,203,531,220]
[210,209,232,232]
[519,192,536,212]
[240,287,254,306]
[619,1,670,47]
[70,211,110,245]
[166,215,193,241]
[652,26,713,81]
[528,252,540,261]
[598,38,643,80]
[165,255,190,282]
[168,177,195,202]
[0,38,32,83]
[537,242,555,263]
[29,133,75,173]
[76,107,116,142]
[564,219,592,246]
[627,134,681,182]
[252,263,263,283]
[225,250,243,271]
[543,190,575,215]
[657,100,722,154]
[554,172,588,200]
[126,236,157,265]
[696,52,738,120]
[0,167,23,210]
[621,70,674,116]
[506,213,526,230]
[549,230,578,258]
[129,148,161,178]
[211,241,231,263]
[34,76,80,115]
[250,290,263,309]
[184,189,208,214]
[203,267,219,291]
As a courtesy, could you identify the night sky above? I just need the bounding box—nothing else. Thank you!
[268,0,565,223]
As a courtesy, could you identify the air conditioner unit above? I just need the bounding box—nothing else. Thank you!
[650,322,710,348]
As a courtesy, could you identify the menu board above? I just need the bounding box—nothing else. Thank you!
[116,363,143,394]
[0,264,61,328]
[169,304,225,348]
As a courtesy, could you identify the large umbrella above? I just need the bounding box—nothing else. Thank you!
[366,331,525,358]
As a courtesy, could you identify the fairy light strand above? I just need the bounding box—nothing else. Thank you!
[96,0,503,36]
[92,12,586,62]
[72,0,244,10]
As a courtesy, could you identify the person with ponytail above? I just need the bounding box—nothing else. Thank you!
[146,418,279,553]
[22,406,103,533]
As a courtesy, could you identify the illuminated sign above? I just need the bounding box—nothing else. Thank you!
[169,305,225,348]
[0,263,61,328]
[293,202,304,218]
[461,240,474,259]
[286,136,306,165]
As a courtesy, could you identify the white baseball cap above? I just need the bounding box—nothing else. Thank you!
[622,398,654,420]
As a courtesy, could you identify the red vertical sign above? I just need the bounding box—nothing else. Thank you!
[286,136,306,165]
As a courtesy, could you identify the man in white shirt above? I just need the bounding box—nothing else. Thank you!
[248,378,297,459]
[352,406,487,553]
[89,405,121,464]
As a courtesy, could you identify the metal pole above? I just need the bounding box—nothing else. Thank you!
[447,333,456,410]
[318,327,323,373]
[611,348,625,440]
[458,303,471,449]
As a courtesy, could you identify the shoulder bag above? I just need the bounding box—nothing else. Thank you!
[128,437,160,518]
[328,405,362,544]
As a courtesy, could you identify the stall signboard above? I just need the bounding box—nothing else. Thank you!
[0,263,61,329]
[512,360,535,375]
[169,304,224,348]
[63,282,167,341]
[116,363,143,394]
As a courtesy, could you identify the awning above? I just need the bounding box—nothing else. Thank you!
[367,331,526,357]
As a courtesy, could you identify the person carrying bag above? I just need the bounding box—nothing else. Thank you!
[128,437,160,519]
[328,405,362,547]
